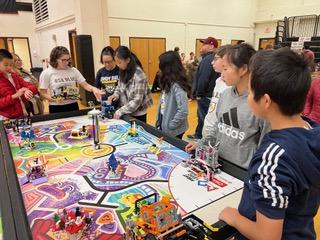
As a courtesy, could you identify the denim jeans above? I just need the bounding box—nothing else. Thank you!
[195,97,210,138]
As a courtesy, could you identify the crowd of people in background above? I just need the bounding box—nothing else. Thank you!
[0,39,319,133]
[0,36,319,240]
[0,39,319,129]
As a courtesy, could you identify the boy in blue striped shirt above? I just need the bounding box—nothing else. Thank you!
[219,48,320,239]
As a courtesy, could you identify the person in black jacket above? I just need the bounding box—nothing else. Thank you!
[188,36,220,139]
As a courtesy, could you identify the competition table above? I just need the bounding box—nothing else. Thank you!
[0,110,246,240]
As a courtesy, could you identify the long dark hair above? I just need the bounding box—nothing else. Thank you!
[226,43,256,68]
[159,51,189,93]
[100,46,115,63]
[115,46,142,84]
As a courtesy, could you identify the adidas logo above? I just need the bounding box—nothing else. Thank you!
[218,107,245,141]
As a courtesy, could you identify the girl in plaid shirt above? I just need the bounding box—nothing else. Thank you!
[108,46,153,123]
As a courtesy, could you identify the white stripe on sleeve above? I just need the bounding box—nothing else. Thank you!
[258,143,275,189]
[270,148,286,207]
[262,145,280,198]
[258,143,287,208]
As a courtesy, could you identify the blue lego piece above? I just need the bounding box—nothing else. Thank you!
[21,129,35,141]
[108,153,118,173]
[101,101,115,119]
[21,130,28,140]
[29,129,35,139]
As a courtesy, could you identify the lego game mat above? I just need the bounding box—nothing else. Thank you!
[6,115,243,239]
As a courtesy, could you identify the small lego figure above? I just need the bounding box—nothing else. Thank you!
[128,120,138,137]
[19,127,36,150]
[51,207,94,239]
[147,144,161,155]
[107,153,119,173]
[69,126,90,139]
[26,156,48,185]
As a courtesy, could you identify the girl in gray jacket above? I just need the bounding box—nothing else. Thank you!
[156,51,190,138]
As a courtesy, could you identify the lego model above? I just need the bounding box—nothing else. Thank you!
[124,194,219,240]
[195,141,220,171]
[26,155,48,185]
[182,158,214,191]
[88,101,102,150]
[128,120,138,137]
[52,86,80,101]
[69,125,90,139]
[106,153,124,177]
[147,144,162,155]
[182,215,219,240]
[108,153,119,172]
[19,127,36,150]
[5,117,32,134]
[182,142,221,191]
[124,193,185,240]
[52,207,93,240]
[101,100,115,119]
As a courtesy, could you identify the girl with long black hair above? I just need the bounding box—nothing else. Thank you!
[156,51,189,138]
[108,46,152,122]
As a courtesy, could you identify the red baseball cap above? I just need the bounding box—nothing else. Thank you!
[303,49,315,64]
[200,37,218,48]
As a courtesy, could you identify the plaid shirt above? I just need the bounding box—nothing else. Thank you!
[114,67,153,117]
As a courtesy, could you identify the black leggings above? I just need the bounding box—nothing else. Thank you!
[49,102,79,114]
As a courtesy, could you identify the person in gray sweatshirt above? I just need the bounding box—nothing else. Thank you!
[156,51,190,139]
[186,43,269,169]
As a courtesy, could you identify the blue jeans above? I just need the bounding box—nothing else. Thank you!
[195,97,210,138]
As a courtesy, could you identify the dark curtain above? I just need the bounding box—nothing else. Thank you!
[0,0,17,13]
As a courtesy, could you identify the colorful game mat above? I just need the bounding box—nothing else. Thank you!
[6,115,243,239]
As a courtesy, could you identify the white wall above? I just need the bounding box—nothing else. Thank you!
[3,0,320,69]
[0,11,40,67]
[36,22,76,63]
[35,0,74,29]
[74,0,109,73]
[107,0,256,53]
[34,0,76,67]
[255,0,320,22]
[254,22,277,49]
[253,0,320,50]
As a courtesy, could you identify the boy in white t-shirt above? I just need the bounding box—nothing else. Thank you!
[39,46,104,113]
[202,45,231,138]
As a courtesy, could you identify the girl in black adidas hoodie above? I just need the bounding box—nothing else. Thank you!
[186,43,269,169]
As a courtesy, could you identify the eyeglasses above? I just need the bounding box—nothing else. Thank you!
[103,60,114,65]
[59,58,71,62]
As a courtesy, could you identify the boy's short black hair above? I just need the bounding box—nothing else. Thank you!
[0,49,13,61]
[250,48,311,116]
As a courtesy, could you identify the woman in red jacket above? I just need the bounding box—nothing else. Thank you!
[303,77,320,123]
[0,49,38,119]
